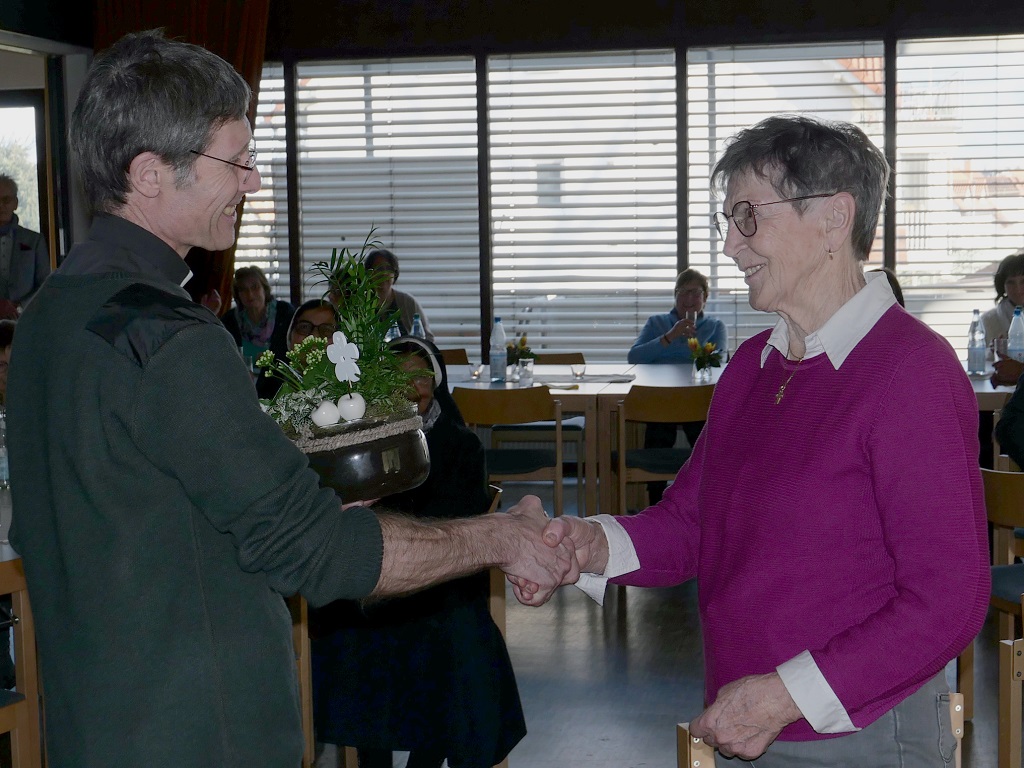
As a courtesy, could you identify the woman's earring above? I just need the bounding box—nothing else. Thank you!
[827,247,834,260]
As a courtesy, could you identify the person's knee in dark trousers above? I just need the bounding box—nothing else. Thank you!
[357,748,394,768]
[405,748,447,768]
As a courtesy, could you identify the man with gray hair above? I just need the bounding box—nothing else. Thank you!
[6,30,574,768]
[0,173,49,317]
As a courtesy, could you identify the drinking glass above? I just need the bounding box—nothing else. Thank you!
[994,338,1009,360]
[571,363,586,380]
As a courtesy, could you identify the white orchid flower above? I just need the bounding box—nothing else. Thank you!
[326,331,361,383]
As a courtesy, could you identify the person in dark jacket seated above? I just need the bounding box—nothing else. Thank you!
[995,373,1024,469]
[311,337,526,768]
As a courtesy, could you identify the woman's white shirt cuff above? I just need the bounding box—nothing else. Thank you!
[776,650,859,734]
[574,514,640,606]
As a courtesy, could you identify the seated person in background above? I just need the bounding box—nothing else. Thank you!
[995,370,1024,469]
[286,298,339,350]
[0,318,14,688]
[988,250,1024,386]
[364,247,434,341]
[311,337,525,768]
[220,265,295,399]
[0,319,14,406]
[0,174,50,319]
[627,269,727,503]
[627,268,727,364]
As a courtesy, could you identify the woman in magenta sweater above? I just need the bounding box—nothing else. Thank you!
[531,115,989,767]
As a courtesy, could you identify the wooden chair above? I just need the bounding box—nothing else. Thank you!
[439,347,470,366]
[485,485,510,768]
[998,595,1024,768]
[958,467,1024,744]
[490,354,586,514]
[0,557,41,768]
[287,594,315,768]
[486,485,507,640]
[677,702,965,768]
[453,386,564,516]
[615,385,714,515]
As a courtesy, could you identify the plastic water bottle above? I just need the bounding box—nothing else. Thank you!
[489,317,508,383]
[967,308,987,375]
[384,319,401,343]
[1009,306,1024,363]
[410,313,425,339]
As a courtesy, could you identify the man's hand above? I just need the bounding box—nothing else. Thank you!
[688,672,801,760]
[992,354,1024,387]
[501,495,579,606]
[507,514,610,603]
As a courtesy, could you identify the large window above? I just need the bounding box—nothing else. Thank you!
[488,50,677,361]
[686,42,885,352]
[895,35,1024,352]
[292,58,480,351]
[239,34,1024,362]
[236,63,290,302]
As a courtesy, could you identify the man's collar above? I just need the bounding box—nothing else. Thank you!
[85,214,193,287]
[760,271,897,368]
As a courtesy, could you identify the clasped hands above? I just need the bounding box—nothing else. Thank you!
[499,498,608,605]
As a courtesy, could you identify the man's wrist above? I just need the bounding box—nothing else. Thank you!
[661,333,670,345]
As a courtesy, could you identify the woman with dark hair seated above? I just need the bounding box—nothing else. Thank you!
[220,265,294,398]
[285,298,339,350]
[311,337,525,768]
[987,250,1024,386]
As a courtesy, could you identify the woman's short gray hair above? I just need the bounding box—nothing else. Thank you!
[69,29,252,215]
[711,115,890,261]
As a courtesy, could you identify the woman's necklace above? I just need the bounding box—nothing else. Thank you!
[774,355,805,405]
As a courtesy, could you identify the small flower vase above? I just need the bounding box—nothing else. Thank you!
[518,358,534,386]
[692,363,713,383]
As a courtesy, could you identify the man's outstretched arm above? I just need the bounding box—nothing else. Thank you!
[371,495,579,604]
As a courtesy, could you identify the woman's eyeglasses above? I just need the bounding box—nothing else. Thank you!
[293,321,337,339]
[713,193,836,239]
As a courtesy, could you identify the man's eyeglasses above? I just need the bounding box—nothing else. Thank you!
[190,140,258,183]
[713,193,836,239]
[293,320,337,339]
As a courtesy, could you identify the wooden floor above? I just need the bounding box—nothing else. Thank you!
[321,479,1013,767]
[498,480,1010,768]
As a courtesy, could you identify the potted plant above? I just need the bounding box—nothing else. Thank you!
[257,232,430,500]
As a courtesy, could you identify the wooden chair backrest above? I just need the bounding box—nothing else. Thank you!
[982,468,1024,531]
[439,347,470,366]
[453,386,559,426]
[621,384,714,424]
[533,352,586,365]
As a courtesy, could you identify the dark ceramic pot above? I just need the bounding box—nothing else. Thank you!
[306,425,430,501]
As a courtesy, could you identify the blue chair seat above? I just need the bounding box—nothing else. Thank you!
[492,415,585,434]
[486,447,558,475]
[610,447,692,476]
[991,563,1024,605]
[0,688,24,708]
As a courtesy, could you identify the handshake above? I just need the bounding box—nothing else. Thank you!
[497,494,610,606]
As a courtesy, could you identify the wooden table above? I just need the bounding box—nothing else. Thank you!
[448,364,627,517]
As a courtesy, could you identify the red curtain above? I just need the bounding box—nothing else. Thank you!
[93,0,271,312]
